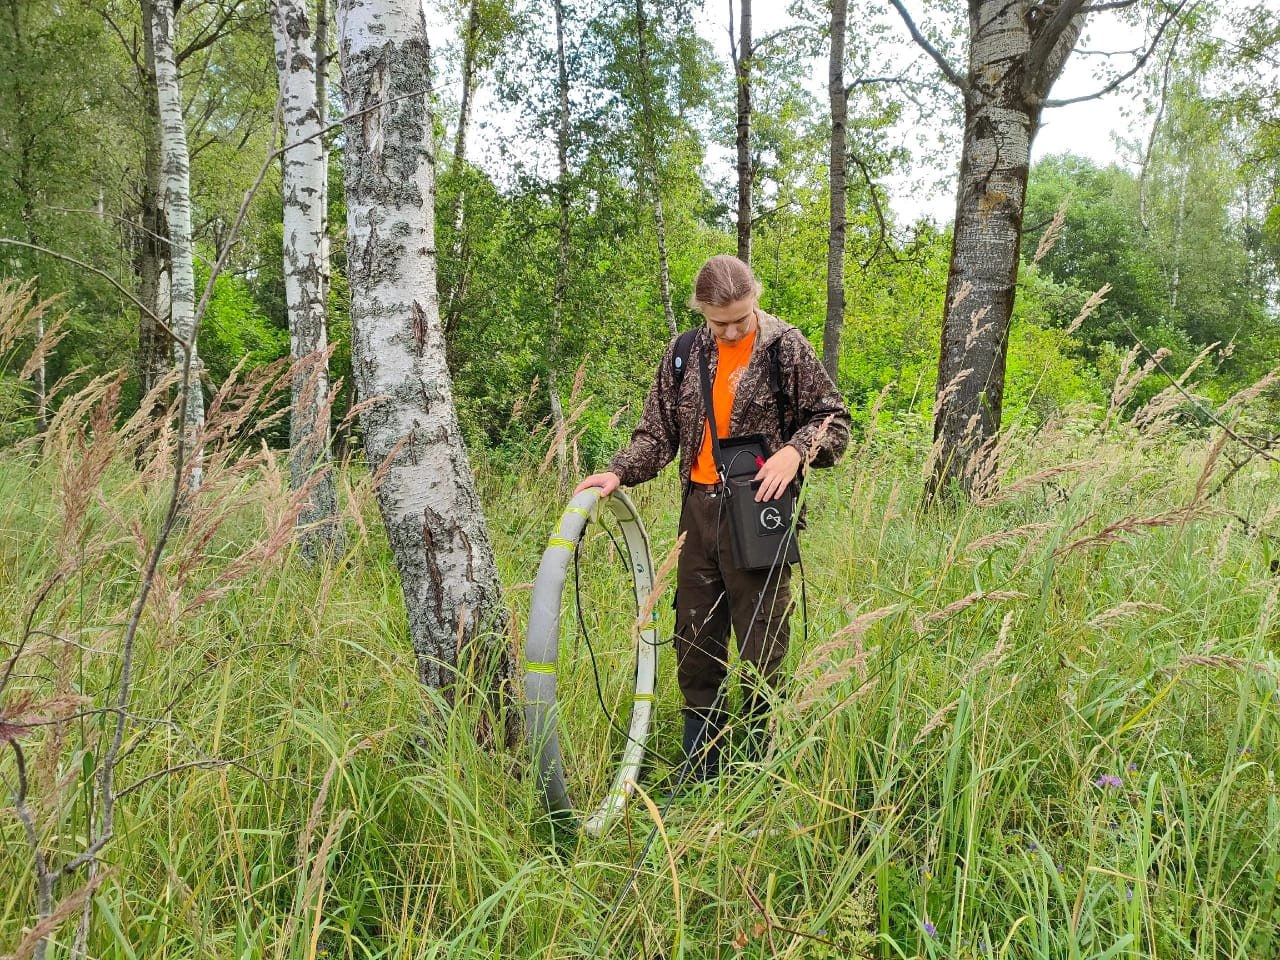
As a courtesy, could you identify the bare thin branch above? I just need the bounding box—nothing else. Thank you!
[0,240,176,343]
[848,151,893,269]
[0,573,62,695]
[887,0,968,92]
[753,24,816,51]
[846,71,911,95]
[1044,1,1190,108]
[1081,0,1140,12]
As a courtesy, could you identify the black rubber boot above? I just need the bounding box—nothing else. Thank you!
[682,711,723,782]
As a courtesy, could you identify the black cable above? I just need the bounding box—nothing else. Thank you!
[597,516,671,650]
[798,550,809,653]
[590,493,801,958]
[572,536,683,769]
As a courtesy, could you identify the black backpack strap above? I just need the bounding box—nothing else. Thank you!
[671,327,699,388]
[766,334,794,441]
[671,327,701,504]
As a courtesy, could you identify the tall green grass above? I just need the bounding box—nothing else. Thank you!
[2,400,1279,959]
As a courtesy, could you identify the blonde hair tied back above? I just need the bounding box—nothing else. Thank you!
[687,255,762,313]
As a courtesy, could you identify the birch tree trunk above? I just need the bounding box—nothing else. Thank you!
[273,0,341,558]
[135,6,171,420]
[453,0,479,172]
[548,0,570,480]
[634,0,677,337]
[734,0,752,265]
[316,0,330,323]
[149,0,204,491]
[6,0,47,435]
[19,160,46,436]
[336,0,513,724]
[137,0,171,412]
[823,0,847,383]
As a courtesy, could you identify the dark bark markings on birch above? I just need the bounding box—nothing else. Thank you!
[137,0,173,412]
[274,0,341,558]
[150,0,205,491]
[336,0,512,722]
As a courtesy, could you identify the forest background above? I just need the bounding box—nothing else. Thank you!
[4,0,1277,461]
[3,0,1280,957]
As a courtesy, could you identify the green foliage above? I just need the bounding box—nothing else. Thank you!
[10,0,1274,461]
[0,373,29,444]
[196,263,288,383]
[1023,127,1280,391]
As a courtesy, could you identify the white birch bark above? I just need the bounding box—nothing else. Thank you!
[137,0,172,417]
[335,0,512,714]
[273,0,341,557]
[33,310,45,432]
[316,0,331,343]
[149,0,203,491]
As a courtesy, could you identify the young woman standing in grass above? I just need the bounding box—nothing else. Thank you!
[575,255,851,777]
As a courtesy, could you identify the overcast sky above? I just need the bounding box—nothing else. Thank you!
[428,2,1243,227]
[692,2,1152,224]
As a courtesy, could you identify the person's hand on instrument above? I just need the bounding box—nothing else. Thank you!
[574,471,621,497]
[753,446,801,502]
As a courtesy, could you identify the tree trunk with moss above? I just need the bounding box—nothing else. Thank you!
[890,0,1087,503]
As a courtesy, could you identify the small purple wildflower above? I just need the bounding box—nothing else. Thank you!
[1094,774,1123,789]
[923,920,937,938]
[1125,885,1134,902]
[1127,762,1138,773]
[1027,840,1038,852]
[1056,863,1065,876]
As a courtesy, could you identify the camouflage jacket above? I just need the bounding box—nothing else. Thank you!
[608,310,851,490]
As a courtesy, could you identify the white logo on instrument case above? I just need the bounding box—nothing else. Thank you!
[759,506,784,532]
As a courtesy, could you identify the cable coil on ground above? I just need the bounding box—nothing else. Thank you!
[524,488,659,835]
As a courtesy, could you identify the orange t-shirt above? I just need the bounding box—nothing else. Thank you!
[690,328,757,484]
